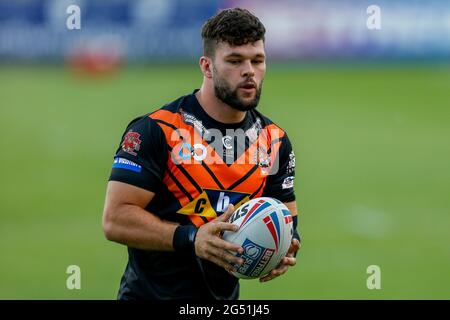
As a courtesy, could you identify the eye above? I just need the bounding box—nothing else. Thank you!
[228,60,241,65]
[252,60,264,65]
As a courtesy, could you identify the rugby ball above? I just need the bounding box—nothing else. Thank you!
[222,197,294,279]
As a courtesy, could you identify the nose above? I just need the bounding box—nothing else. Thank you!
[241,60,255,78]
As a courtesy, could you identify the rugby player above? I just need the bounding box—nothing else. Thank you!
[102,8,301,300]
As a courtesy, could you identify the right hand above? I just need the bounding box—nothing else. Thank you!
[194,204,244,272]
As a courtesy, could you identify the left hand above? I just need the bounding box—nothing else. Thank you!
[259,238,300,283]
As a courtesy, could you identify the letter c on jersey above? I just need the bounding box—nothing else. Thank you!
[194,198,207,214]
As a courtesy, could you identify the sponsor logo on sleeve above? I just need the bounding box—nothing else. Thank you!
[112,157,142,173]
[282,176,295,189]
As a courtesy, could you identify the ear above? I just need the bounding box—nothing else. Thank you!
[199,56,213,79]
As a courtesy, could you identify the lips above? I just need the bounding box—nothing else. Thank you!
[240,82,256,90]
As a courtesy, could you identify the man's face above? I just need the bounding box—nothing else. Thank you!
[211,40,266,111]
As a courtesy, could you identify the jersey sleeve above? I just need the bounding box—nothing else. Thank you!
[262,133,296,203]
[108,115,168,193]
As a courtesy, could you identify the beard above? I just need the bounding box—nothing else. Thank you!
[213,67,263,112]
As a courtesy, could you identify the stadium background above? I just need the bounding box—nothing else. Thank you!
[0,0,449,299]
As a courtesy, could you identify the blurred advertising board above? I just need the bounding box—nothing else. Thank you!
[0,0,449,61]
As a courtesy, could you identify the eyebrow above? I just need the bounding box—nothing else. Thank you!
[225,52,266,59]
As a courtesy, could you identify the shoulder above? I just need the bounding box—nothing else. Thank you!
[148,94,187,123]
[121,113,161,142]
[123,93,190,133]
[250,109,290,141]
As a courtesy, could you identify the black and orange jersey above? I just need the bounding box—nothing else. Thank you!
[109,90,296,300]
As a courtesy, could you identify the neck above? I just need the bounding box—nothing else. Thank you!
[195,84,246,124]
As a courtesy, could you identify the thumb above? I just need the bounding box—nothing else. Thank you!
[216,204,235,222]
[287,238,300,256]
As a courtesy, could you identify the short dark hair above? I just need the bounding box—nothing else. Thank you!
[201,8,266,58]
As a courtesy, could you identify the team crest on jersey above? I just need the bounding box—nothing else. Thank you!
[178,189,250,218]
[254,146,271,175]
[122,130,141,156]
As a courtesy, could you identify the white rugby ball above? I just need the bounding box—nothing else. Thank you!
[222,197,294,279]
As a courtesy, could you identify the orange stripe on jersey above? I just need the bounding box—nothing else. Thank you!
[218,123,286,191]
[251,179,267,198]
[229,123,285,171]
[167,158,225,190]
[150,108,287,214]
[156,123,182,149]
[163,172,192,207]
[166,166,202,200]
[151,110,229,190]
[149,109,181,127]
[151,110,227,164]
[204,216,215,223]
[189,215,205,228]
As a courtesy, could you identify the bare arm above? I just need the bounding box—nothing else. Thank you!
[102,180,244,271]
[102,181,178,251]
[284,200,298,218]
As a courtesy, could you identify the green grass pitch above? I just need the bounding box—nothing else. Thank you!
[0,63,449,299]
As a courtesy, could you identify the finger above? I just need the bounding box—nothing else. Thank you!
[281,256,296,266]
[288,239,300,255]
[259,272,278,283]
[287,238,300,256]
[213,221,239,233]
[212,237,244,254]
[206,254,237,272]
[227,268,238,278]
[215,204,235,222]
[224,204,235,215]
[260,266,288,282]
[209,248,244,266]
[271,264,289,276]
